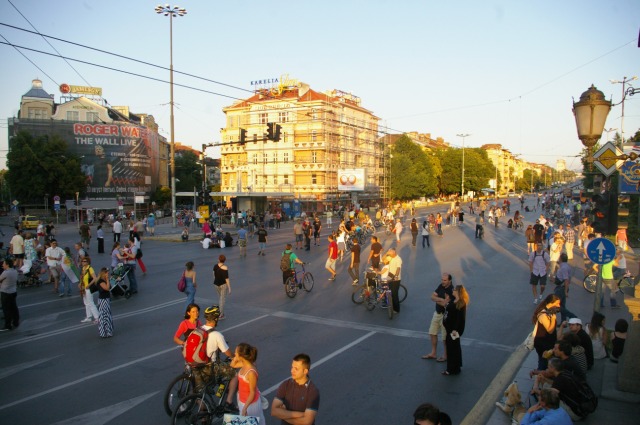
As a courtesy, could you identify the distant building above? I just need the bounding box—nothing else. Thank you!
[219,77,383,213]
[7,79,169,204]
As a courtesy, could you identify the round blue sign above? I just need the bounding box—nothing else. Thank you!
[586,237,616,265]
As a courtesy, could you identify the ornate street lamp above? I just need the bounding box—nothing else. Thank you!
[155,4,187,227]
[457,133,470,197]
[572,84,612,152]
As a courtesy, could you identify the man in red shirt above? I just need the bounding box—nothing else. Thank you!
[325,235,338,281]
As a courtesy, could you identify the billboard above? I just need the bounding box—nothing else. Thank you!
[619,144,640,195]
[71,122,161,200]
[338,168,365,191]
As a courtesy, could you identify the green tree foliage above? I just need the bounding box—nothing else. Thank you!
[388,135,438,200]
[435,147,494,195]
[175,151,201,192]
[6,131,85,203]
[152,185,171,207]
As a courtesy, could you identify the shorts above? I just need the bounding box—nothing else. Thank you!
[193,362,236,391]
[238,239,247,247]
[530,273,547,286]
[49,266,61,278]
[325,257,336,271]
[429,312,446,341]
[295,234,303,242]
[338,242,345,251]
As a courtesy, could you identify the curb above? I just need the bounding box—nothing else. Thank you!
[461,344,530,425]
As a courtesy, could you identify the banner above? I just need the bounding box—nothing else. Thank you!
[619,144,640,194]
[337,168,365,191]
[61,253,80,284]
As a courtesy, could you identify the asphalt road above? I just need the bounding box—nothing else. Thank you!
[0,201,604,425]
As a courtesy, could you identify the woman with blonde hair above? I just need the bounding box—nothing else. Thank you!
[230,342,265,423]
[438,285,469,375]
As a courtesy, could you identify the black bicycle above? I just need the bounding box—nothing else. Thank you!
[583,272,637,294]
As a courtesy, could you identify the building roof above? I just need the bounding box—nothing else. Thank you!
[22,79,52,99]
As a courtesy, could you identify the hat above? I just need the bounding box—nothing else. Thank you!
[568,318,582,326]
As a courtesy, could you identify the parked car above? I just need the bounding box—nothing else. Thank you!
[19,215,39,229]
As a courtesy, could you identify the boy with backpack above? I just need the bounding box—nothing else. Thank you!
[280,243,305,284]
[182,305,237,411]
[529,242,550,304]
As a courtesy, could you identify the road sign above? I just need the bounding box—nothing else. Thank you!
[12,200,18,206]
[53,195,60,202]
[592,142,624,177]
[586,237,616,265]
[54,203,60,211]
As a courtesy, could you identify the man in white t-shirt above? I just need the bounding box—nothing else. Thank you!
[112,218,123,243]
[45,240,65,292]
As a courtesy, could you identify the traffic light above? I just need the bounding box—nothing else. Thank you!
[239,128,247,145]
[591,193,610,234]
[274,123,282,142]
[617,195,630,229]
[266,122,275,140]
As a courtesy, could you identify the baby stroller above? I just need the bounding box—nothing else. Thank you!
[110,263,132,299]
[18,259,46,288]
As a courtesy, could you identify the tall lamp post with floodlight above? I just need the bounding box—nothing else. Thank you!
[155,4,187,227]
[457,133,470,198]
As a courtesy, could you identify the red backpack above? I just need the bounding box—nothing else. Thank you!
[182,326,213,365]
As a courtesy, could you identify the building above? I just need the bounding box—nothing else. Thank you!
[8,79,169,206]
[218,77,382,214]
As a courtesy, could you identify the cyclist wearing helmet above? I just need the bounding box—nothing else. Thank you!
[197,305,238,412]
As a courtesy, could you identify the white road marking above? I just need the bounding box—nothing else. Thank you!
[0,315,269,411]
[261,331,377,396]
[0,356,60,380]
[48,392,158,425]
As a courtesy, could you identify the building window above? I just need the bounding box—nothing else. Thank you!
[312,151,317,163]
[263,153,268,164]
[312,174,317,185]
[253,133,258,143]
[282,131,287,143]
[253,153,258,164]
[278,111,288,123]
[273,175,277,185]
[259,113,268,124]
[284,174,289,184]
[66,111,79,121]
[27,108,46,119]
[86,112,99,122]
[311,130,317,142]
[284,152,289,163]
[273,153,277,164]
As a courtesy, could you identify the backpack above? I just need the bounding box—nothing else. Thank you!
[558,371,598,417]
[183,326,214,365]
[532,250,549,266]
[280,252,292,272]
[135,248,143,259]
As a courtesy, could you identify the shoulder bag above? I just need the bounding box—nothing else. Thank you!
[177,271,187,293]
[524,319,539,351]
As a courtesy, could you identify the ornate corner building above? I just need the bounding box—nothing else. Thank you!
[218,77,384,209]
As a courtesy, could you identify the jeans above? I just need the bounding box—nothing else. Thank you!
[553,284,576,323]
[1,291,19,329]
[185,282,196,310]
[411,232,418,246]
[215,284,229,315]
[348,262,360,281]
[125,263,138,292]
[58,272,73,296]
[600,279,618,307]
[389,280,401,313]
[422,235,430,247]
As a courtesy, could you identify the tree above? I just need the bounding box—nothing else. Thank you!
[175,151,201,192]
[6,131,85,204]
[388,135,438,199]
[435,147,494,195]
[152,185,171,207]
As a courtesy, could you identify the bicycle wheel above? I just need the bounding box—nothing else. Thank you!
[386,291,394,320]
[171,394,212,425]
[351,284,368,304]
[398,284,408,303]
[164,373,195,416]
[285,277,298,298]
[617,276,635,293]
[302,272,314,292]
[583,274,597,293]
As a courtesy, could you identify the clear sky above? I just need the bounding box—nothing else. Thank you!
[0,0,638,171]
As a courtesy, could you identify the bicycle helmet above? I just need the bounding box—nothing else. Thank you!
[204,305,221,321]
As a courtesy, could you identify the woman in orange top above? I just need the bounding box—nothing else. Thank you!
[231,342,265,422]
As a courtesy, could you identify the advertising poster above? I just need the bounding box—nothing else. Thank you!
[337,168,365,191]
[619,144,640,195]
[67,122,161,200]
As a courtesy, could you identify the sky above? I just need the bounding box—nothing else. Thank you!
[0,0,638,171]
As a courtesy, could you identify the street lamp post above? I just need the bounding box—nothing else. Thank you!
[457,133,470,198]
[75,192,80,230]
[155,4,187,228]
[610,76,638,142]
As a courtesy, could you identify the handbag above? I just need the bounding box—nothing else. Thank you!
[177,271,187,293]
[524,320,539,351]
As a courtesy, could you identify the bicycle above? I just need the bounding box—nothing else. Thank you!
[583,272,637,294]
[164,363,196,416]
[285,263,314,298]
[171,359,234,425]
[352,268,407,319]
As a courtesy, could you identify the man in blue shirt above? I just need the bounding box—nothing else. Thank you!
[521,388,572,425]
